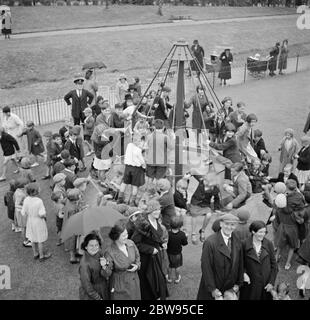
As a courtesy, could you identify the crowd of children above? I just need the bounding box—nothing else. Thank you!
[2,73,310,300]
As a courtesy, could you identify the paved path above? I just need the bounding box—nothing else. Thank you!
[0,13,297,40]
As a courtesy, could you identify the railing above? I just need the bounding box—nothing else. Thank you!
[4,52,310,127]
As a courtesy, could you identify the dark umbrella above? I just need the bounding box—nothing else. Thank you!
[82,61,107,71]
[61,206,126,242]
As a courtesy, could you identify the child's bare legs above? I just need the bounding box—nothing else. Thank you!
[175,267,181,283]
[285,248,294,269]
[199,211,212,242]
[84,140,93,153]
[117,183,127,204]
[38,242,45,259]
[167,268,173,282]
[275,247,281,262]
[191,216,199,244]
[129,185,138,206]
[32,242,39,258]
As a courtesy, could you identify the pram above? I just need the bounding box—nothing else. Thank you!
[247,57,269,78]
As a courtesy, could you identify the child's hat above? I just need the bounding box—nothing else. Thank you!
[26,120,34,127]
[274,182,286,194]
[20,157,31,169]
[156,178,171,192]
[275,194,287,208]
[235,208,250,222]
[53,173,66,184]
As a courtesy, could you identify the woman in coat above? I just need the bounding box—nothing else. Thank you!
[218,49,233,86]
[105,220,141,300]
[295,135,310,186]
[268,42,280,76]
[278,40,289,75]
[278,128,299,173]
[79,232,111,300]
[240,221,278,300]
[115,74,129,103]
[131,200,169,300]
[185,85,209,147]
[190,40,205,76]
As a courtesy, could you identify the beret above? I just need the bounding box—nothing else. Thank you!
[53,173,66,184]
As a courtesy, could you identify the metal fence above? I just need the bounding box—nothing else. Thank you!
[6,52,310,126]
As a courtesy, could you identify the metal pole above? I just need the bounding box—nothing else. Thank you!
[174,60,185,187]
[36,99,41,126]
[244,63,247,83]
[212,70,215,89]
[296,55,299,73]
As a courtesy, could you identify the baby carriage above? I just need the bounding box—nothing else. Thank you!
[247,54,270,78]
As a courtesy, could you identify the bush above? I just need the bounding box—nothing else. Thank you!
[21,0,33,5]
[56,0,66,4]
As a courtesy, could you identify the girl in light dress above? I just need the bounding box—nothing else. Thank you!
[21,183,51,262]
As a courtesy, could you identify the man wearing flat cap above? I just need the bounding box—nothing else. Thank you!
[197,213,244,300]
[153,86,173,129]
[64,75,94,125]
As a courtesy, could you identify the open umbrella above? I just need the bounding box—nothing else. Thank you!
[61,206,126,242]
[0,5,10,12]
[82,61,107,71]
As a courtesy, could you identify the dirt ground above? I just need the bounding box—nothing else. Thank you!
[0,68,309,300]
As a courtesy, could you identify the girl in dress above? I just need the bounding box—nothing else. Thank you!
[278,128,299,173]
[21,183,51,262]
[295,135,310,186]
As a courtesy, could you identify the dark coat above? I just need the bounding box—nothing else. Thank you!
[79,251,111,300]
[209,137,242,164]
[240,237,278,300]
[131,214,168,300]
[64,89,94,119]
[0,131,20,156]
[174,189,188,210]
[46,140,63,166]
[218,51,233,80]
[62,168,76,190]
[297,146,310,171]
[278,46,288,71]
[254,137,267,160]
[21,128,44,155]
[190,44,205,72]
[64,138,84,160]
[197,231,244,300]
[269,172,299,188]
[185,94,209,132]
[268,45,280,72]
[154,97,173,124]
[4,190,15,221]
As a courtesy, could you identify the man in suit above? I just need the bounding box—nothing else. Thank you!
[62,158,77,190]
[64,75,94,125]
[197,213,244,300]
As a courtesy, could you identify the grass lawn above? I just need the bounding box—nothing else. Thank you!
[0,69,309,300]
[1,14,310,105]
[10,5,296,34]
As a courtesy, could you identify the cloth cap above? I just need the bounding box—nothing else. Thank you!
[67,188,81,201]
[26,120,34,127]
[221,96,232,104]
[156,178,171,192]
[74,75,84,83]
[225,122,236,132]
[70,125,81,135]
[235,208,250,222]
[73,177,88,188]
[53,173,66,184]
[43,130,53,138]
[119,74,127,80]
[275,194,287,208]
[220,213,240,223]
[124,93,133,101]
[274,182,286,194]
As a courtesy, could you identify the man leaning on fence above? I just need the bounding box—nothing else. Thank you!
[64,75,94,125]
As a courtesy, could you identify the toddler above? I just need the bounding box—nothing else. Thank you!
[4,179,17,231]
[51,191,66,246]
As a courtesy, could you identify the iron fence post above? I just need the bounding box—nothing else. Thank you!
[212,70,215,89]
[244,63,247,83]
[296,55,299,73]
[36,99,41,126]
